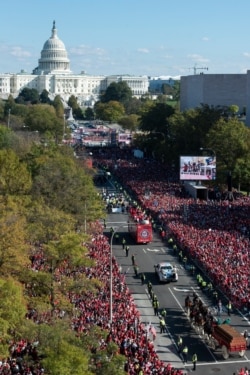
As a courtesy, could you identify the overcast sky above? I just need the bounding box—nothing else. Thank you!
[1,0,250,78]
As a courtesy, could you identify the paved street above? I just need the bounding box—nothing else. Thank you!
[104,211,250,375]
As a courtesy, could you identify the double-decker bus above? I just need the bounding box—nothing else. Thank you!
[128,206,153,244]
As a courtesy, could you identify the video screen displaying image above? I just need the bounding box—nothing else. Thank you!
[180,156,216,180]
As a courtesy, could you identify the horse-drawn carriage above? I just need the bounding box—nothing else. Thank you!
[185,294,207,335]
[185,294,247,359]
[207,324,247,359]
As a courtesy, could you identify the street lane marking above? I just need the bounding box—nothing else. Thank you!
[168,287,187,311]
[184,358,250,366]
[173,287,194,292]
[168,287,218,362]
[173,286,200,292]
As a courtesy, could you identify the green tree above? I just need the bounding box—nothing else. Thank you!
[234,155,250,192]
[101,81,132,105]
[0,149,32,195]
[118,114,139,131]
[42,337,93,375]
[3,97,29,130]
[167,110,197,163]
[156,94,168,103]
[4,95,15,117]
[31,151,105,225]
[85,107,95,120]
[139,102,175,135]
[172,80,180,102]
[161,84,173,96]
[206,117,250,187]
[24,104,62,139]
[75,106,84,119]
[0,99,5,121]
[166,105,223,165]
[53,95,65,119]
[15,88,40,104]
[26,202,77,244]
[3,100,29,131]
[23,232,97,315]
[0,126,15,149]
[68,95,78,112]
[40,89,51,104]
[0,278,27,356]
[94,101,125,123]
[0,197,30,278]
[28,322,93,375]
[68,95,83,119]
[123,96,143,115]
[228,104,239,117]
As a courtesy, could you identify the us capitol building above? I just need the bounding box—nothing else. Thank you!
[0,21,149,106]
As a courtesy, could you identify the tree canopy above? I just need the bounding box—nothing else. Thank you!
[15,88,40,105]
[0,89,249,374]
[94,101,125,123]
[205,117,250,186]
[139,102,175,135]
[0,127,109,371]
[101,81,132,104]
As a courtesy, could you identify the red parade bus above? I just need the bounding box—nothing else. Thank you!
[128,207,153,244]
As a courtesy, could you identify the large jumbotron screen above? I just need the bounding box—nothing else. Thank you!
[180,156,216,181]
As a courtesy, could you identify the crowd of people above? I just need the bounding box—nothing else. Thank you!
[26,224,184,374]
[94,147,250,311]
[1,146,249,374]
[1,218,184,373]
[72,231,184,374]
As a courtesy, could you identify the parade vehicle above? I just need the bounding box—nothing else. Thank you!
[154,262,178,283]
[207,324,247,359]
[128,206,153,244]
[186,295,247,360]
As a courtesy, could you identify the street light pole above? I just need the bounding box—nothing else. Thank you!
[7,109,11,129]
[63,114,66,141]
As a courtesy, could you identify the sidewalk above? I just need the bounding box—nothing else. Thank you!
[129,286,185,371]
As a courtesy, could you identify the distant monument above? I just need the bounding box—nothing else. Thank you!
[67,107,74,121]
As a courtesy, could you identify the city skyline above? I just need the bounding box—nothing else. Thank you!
[1,0,250,78]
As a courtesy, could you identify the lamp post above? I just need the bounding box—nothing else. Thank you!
[7,109,11,129]
[63,114,66,141]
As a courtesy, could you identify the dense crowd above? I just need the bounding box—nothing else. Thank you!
[93,147,250,311]
[1,223,184,374]
[71,231,184,374]
[2,146,249,375]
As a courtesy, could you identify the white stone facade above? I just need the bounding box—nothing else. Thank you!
[0,21,149,104]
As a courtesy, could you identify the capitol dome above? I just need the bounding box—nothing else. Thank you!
[34,21,71,75]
